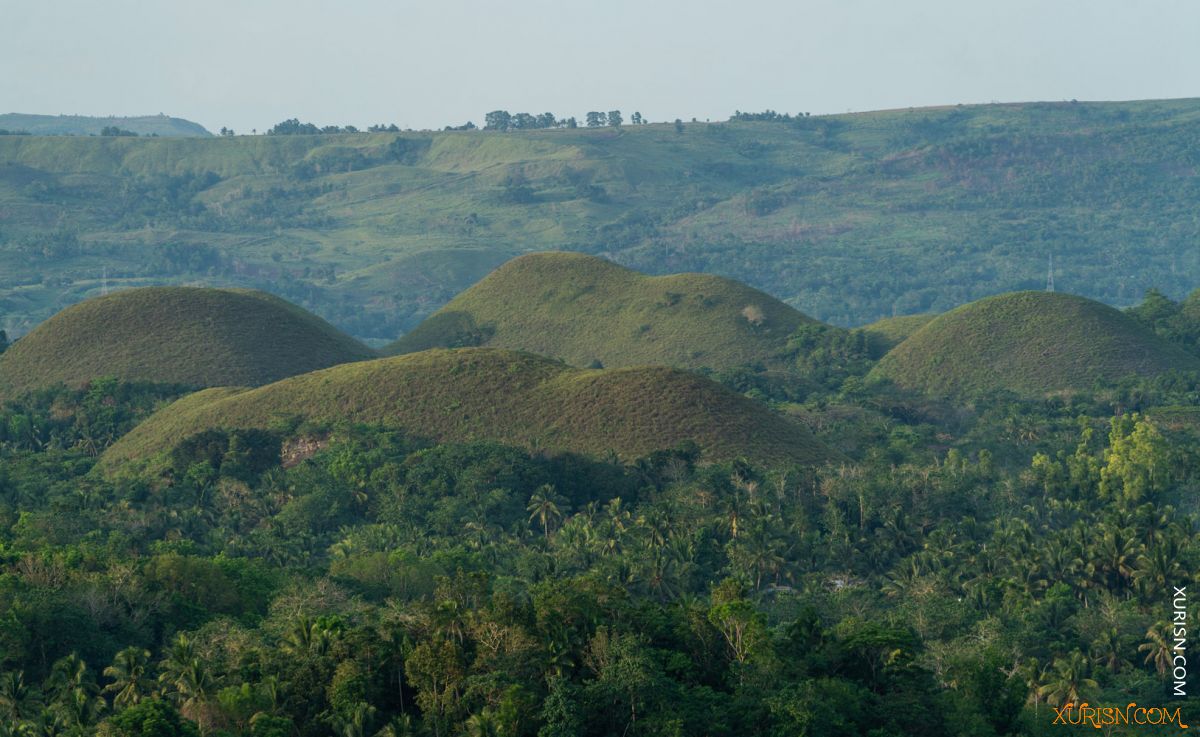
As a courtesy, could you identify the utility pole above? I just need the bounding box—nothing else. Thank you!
[1046,254,1055,292]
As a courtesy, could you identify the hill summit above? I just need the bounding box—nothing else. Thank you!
[0,287,375,395]
[387,252,819,370]
[0,113,210,137]
[101,347,836,470]
[869,291,1200,397]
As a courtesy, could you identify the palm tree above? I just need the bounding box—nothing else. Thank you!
[1134,535,1183,595]
[103,646,154,708]
[375,714,415,737]
[1139,621,1173,676]
[526,485,564,541]
[159,634,218,732]
[46,654,88,702]
[1094,526,1140,594]
[465,711,500,737]
[1015,657,1048,715]
[1037,652,1098,707]
[0,670,40,723]
[1090,628,1130,674]
[331,701,377,737]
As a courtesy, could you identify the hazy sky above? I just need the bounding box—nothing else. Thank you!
[4,0,1198,133]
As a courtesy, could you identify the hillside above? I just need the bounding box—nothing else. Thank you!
[0,113,211,137]
[0,287,375,395]
[3,99,1200,339]
[99,347,836,470]
[859,313,936,357]
[868,291,1200,397]
[387,252,817,370]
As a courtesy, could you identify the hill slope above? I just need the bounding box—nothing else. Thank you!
[3,99,1200,338]
[100,348,836,470]
[387,252,817,370]
[859,314,937,358]
[0,113,211,137]
[869,291,1200,396]
[0,287,375,394]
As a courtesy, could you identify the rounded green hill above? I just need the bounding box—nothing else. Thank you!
[0,287,376,395]
[385,252,819,370]
[869,291,1200,397]
[100,348,836,471]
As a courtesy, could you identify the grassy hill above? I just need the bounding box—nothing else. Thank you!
[387,252,817,370]
[859,314,937,357]
[868,291,1200,397]
[0,113,211,137]
[0,287,375,395]
[4,99,1200,339]
[99,347,836,470]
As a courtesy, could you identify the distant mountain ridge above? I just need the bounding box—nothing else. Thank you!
[0,113,211,137]
[3,98,1200,339]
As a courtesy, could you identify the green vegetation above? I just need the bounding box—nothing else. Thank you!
[2,358,1199,735]
[0,113,211,137]
[0,287,375,395]
[5,99,1200,339]
[870,291,1200,397]
[388,252,817,370]
[101,347,835,470]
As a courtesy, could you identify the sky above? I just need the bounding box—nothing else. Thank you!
[3,0,1198,134]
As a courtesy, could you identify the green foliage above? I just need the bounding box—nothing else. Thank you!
[106,699,199,737]
[1127,287,1200,356]
[0,386,1198,735]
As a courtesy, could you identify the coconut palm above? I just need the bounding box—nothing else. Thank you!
[332,701,377,737]
[158,634,218,732]
[526,485,564,541]
[1037,652,1098,706]
[0,670,40,723]
[1139,621,1173,676]
[102,647,154,708]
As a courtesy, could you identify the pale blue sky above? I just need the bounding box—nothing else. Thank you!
[3,0,1198,133]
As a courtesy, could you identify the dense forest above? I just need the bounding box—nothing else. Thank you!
[3,99,1200,340]
[0,286,1198,736]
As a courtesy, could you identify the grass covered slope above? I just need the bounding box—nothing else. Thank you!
[859,314,937,357]
[869,291,1200,397]
[0,287,375,394]
[101,348,835,470]
[387,252,818,370]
